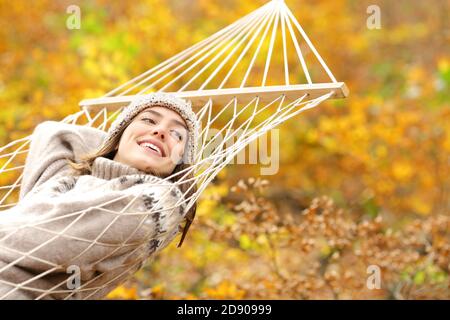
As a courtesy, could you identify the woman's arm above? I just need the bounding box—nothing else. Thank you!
[0,173,186,299]
[19,121,106,200]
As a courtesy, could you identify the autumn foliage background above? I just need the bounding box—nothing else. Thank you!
[0,0,449,299]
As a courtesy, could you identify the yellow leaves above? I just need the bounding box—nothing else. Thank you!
[318,118,335,133]
[151,283,165,295]
[420,171,434,189]
[217,167,227,180]
[320,136,338,152]
[376,180,395,194]
[352,126,369,145]
[305,130,318,144]
[391,161,414,182]
[197,198,217,218]
[437,57,449,73]
[320,243,332,257]
[197,182,229,218]
[410,197,432,216]
[31,48,44,61]
[223,248,247,261]
[348,34,368,54]
[202,183,228,200]
[203,281,246,299]
[0,170,18,189]
[387,23,428,44]
[407,66,426,83]
[0,157,22,190]
[443,131,450,152]
[182,231,226,267]
[398,111,420,127]
[140,283,166,299]
[107,284,138,300]
[32,90,44,104]
[82,88,107,100]
[238,234,252,250]
[375,145,388,158]
[82,58,102,78]
[180,293,198,300]
[220,212,237,226]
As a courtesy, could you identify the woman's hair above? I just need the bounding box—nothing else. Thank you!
[67,123,197,248]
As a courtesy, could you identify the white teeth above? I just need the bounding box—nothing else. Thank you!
[139,142,162,156]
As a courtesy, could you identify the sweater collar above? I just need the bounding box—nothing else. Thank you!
[91,156,147,180]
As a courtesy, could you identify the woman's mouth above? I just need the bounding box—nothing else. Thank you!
[138,141,164,157]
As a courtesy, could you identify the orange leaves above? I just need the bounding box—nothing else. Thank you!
[391,161,414,182]
[106,284,138,300]
[140,283,166,300]
[107,283,168,300]
[203,281,246,300]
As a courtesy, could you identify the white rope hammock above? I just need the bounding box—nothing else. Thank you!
[0,0,348,299]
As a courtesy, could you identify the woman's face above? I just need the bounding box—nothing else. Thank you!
[113,106,189,177]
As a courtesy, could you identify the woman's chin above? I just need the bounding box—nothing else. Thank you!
[130,156,164,175]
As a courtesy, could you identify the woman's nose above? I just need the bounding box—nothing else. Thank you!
[152,127,165,139]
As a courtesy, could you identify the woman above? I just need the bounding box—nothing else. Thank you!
[0,93,199,299]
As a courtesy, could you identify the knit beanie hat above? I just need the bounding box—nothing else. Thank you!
[103,92,199,165]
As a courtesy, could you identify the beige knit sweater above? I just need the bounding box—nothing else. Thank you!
[0,121,187,300]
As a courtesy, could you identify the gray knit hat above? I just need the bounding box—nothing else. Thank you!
[104,93,199,165]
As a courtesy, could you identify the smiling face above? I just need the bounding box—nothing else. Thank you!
[113,106,189,177]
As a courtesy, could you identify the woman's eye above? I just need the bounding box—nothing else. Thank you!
[171,130,183,141]
[142,118,156,124]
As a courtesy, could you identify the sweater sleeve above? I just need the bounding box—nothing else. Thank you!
[19,121,106,201]
[0,173,187,300]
